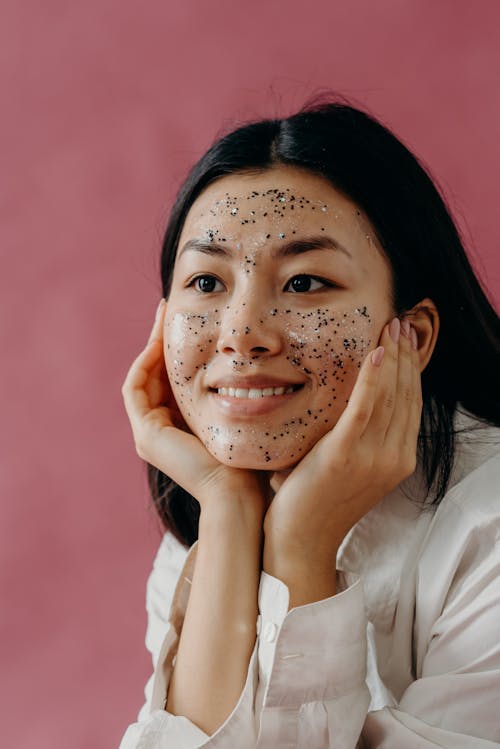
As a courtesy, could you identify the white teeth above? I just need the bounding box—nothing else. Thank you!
[216,385,297,398]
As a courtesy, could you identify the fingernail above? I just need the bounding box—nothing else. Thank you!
[371,346,385,367]
[410,326,418,350]
[389,317,400,343]
[401,318,411,339]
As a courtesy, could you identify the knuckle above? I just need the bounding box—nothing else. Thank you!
[387,345,398,363]
[328,448,353,473]
[403,386,412,402]
[353,405,370,424]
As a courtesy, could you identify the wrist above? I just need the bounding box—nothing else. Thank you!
[265,557,337,609]
[263,542,339,609]
[200,495,265,537]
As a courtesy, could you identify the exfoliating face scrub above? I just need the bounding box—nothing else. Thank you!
[164,166,394,470]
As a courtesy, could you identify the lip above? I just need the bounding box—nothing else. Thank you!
[209,380,305,417]
[208,376,305,390]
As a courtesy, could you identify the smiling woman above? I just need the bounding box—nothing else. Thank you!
[119,96,500,748]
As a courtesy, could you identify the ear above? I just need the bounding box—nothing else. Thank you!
[402,298,440,373]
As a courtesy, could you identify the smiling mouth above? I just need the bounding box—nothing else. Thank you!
[211,384,304,399]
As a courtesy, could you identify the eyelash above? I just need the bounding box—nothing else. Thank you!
[188,274,336,294]
[283,274,334,293]
[189,275,225,293]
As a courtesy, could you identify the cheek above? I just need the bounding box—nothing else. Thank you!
[163,310,218,414]
[283,305,373,389]
[277,306,374,453]
[161,304,377,470]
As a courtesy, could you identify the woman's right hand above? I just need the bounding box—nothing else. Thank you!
[121,299,268,520]
[122,300,265,732]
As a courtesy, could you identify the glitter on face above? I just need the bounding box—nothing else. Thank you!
[163,166,394,470]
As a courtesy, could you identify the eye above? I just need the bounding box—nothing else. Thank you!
[284,275,331,293]
[190,275,224,293]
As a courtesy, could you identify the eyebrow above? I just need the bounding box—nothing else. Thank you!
[178,234,352,260]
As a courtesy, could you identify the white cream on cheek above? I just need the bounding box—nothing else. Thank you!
[164,186,380,469]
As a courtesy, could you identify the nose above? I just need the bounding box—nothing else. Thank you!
[217,301,283,358]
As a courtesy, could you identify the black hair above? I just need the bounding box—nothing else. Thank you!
[145,94,500,548]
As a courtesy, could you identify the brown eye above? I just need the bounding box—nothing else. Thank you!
[192,275,223,293]
[285,275,330,293]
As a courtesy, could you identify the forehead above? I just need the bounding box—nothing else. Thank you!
[184,166,357,225]
[176,166,391,285]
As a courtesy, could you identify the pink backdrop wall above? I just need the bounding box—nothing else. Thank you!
[2,1,499,746]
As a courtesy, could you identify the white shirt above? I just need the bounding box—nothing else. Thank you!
[118,408,500,748]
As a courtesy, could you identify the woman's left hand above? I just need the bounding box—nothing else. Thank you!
[262,317,423,595]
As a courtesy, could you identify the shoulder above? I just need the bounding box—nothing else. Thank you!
[430,408,500,534]
[414,414,500,641]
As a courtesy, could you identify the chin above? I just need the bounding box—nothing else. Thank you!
[205,443,303,472]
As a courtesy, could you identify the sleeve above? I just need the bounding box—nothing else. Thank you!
[118,536,371,749]
[255,570,370,748]
[254,535,500,749]
[255,470,500,748]
[361,508,500,748]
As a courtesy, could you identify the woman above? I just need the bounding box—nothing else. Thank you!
[119,96,500,748]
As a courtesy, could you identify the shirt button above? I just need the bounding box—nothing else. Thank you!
[262,621,278,643]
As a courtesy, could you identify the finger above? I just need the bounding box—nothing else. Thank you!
[406,325,423,451]
[121,339,171,428]
[147,298,166,347]
[384,317,416,447]
[122,299,168,412]
[144,340,174,408]
[325,338,385,450]
[145,357,170,409]
[360,317,403,446]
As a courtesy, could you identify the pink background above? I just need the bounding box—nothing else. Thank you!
[2,1,499,746]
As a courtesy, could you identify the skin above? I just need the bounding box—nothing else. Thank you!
[121,164,439,734]
[163,165,397,471]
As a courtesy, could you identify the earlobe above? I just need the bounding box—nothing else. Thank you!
[403,298,440,372]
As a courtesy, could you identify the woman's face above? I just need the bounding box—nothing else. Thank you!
[163,165,395,470]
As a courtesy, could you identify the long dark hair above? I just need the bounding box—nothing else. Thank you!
[145,94,500,548]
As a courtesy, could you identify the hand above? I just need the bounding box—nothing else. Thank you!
[121,299,268,519]
[263,316,423,581]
